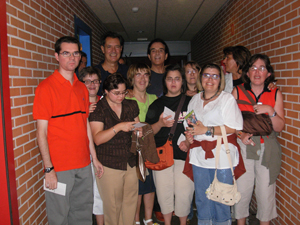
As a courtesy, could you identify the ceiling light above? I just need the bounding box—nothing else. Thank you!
[132,7,139,13]
[137,38,148,41]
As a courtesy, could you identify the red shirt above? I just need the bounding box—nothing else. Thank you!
[33,70,90,172]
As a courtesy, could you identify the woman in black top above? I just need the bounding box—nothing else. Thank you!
[146,65,194,225]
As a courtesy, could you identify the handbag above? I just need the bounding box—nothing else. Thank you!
[236,84,273,136]
[206,125,241,206]
[145,95,186,171]
[136,130,147,182]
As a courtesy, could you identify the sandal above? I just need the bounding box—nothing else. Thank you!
[143,218,159,225]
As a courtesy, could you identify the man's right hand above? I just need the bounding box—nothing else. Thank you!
[45,170,58,190]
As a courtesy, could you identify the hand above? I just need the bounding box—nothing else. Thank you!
[184,131,194,144]
[240,132,255,146]
[253,104,274,115]
[133,127,143,137]
[267,81,277,90]
[159,113,174,128]
[186,120,207,136]
[45,170,58,190]
[92,157,104,178]
[89,103,97,113]
[126,89,134,98]
[119,121,137,132]
[179,140,190,152]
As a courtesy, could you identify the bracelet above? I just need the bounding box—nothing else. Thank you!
[269,111,277,118]
[237,131,242,139]
[113,126,117,134]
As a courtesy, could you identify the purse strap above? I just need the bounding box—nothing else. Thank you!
[213,125,237,183]
[168,94,186,140]
[236,84,256,106]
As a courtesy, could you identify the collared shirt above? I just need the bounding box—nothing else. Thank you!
[33,70,90,172]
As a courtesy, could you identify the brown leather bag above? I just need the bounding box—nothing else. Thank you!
[236,85,273,136]
[145,95,186,171]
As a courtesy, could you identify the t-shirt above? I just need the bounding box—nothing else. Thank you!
[146,93,191,160]
[95,61,128,95]
[146,70,164,97]
[126,93,157,122]
[33,70,90,172]
[89,97,139,170]
[184,91,243,169]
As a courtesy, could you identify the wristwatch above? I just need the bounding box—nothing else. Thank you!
[205,127,213,136]
[44,166,54,173]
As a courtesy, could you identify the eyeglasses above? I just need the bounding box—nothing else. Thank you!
[166,77,182,82]
[186,70,197,75]
[59,51,81,57]
[110,91,128,96]
[202,73,220,80]
[83,79,100,85]
[250,66,267,72]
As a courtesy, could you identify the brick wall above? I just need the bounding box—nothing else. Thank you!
[6,0,107,224]
[191,0,300,224]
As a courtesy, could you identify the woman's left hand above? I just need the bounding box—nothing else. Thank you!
[253,104,274,115]
[186,120,207,136]
[267,81,277,90]
[179,140,190,152]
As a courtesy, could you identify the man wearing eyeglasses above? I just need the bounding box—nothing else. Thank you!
[33,36,103,225]
[95,31,128,96]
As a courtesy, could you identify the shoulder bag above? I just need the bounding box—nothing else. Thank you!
[145,95,186,171]
[206,125,241,206]
[236,84,273,136]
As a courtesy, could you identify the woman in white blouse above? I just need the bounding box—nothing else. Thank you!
[184,63,243,225]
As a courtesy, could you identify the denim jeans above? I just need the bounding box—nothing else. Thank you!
[192,165,232,225]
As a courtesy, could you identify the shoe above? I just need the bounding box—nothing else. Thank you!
[143,218,159,225]
[136,222,140,225]
[154,211,164,222]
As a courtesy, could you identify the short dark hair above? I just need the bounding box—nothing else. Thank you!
[198,63,225,92]
[55,36,80,54]
[78,66,101,82]
[80,51,87,58]
[147,38,169,56]
[162,64,186,95]
[100,31,124,47]
[103,73,127,92]
[223,45,251,73]
[242,54,275,85]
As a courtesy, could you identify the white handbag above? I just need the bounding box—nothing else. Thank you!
[205,125,241,206]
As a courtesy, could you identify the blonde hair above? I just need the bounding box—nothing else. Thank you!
[127,63,151,87]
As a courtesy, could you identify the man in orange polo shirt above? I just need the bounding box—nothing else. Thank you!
[33,36,103,225]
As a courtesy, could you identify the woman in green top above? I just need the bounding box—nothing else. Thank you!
[126,63,158,225]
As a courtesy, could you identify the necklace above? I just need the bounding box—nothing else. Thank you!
[202,91,219,101]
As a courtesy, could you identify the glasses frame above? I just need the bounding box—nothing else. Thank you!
[202,73,220,80]
[59,51,81,57]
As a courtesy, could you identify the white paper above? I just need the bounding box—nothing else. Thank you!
[43,179,66,196]
[177,133,186,146]
[163,106,175,120]
[133,123,147,128]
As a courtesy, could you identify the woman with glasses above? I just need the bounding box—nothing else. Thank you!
[126,63,158,225]
[145,65,194,225]
[232,54,285,225]
[89,73,142,225]
[78,66,104,225]
[184,63,243,225]
[184,61,201,97]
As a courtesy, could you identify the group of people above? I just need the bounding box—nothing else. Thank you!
[33,31,285,225]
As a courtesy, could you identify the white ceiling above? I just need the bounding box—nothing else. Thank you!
[83,0,228,42]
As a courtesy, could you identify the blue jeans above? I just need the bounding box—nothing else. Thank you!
[192,165,232,225]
